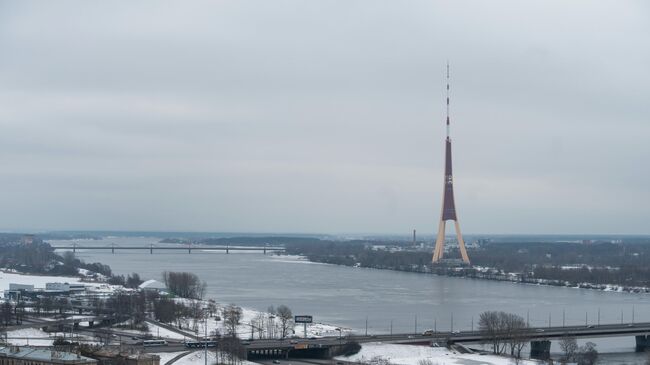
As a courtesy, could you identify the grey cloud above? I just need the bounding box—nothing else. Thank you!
[0,0,648,234]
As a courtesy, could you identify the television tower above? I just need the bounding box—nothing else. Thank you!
[432,63,470,264]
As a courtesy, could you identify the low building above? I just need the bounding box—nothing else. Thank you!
[3,284,35,300]
[0,346,97,365]
[91,350,159,365]
[138,280,166,293]
[45,283,86,293]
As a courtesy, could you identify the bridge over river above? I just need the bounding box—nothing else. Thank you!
[240,322,650,360]
[52,244,285,254]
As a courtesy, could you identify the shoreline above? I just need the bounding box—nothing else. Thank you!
[277,254,650,295]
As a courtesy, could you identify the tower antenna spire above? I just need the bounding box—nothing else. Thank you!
[433,61,470,265]
[446,61,450,138]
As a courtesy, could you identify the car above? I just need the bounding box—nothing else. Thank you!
[309,336,318,340]
[451,331,460,335]
[422,330,434,336]
[628,324,635,327]
[535,329,544,333]
[241,341,251,345]
[289,340,298,344]
[586,325,594,328]
[272,360,280,364]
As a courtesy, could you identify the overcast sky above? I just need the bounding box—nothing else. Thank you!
[0,1,648,235]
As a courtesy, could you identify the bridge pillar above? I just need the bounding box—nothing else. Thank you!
[150,244,153,254]
[530,340,551,360]
[188,246,191,254]
[73,322,79,329]
[89,321,94,328]
[226,245,229,254]
[635,335,650,352]
[112,245,115,254]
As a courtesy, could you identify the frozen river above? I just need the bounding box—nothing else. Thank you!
[52,236,650,363]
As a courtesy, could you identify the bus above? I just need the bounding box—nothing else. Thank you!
[143,340,168,347]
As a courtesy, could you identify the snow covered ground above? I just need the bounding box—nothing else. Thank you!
[151,299,350,341]
[0,271,82,291]
[153,351,188,365]
[336,343,540,365]
[3,328,101,346]
[4,328,55,346]
[151,350,259,365]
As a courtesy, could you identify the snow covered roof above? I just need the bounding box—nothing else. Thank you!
[0,346,97,364]
[139,279,166,290]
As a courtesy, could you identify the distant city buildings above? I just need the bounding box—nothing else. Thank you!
[3,281,87,300]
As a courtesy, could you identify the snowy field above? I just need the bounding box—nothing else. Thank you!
[149,301,350,341]
[152,350,260,365]
[4,328,101,346]
[154,351,188,365]
[0,271,82,291]
[336,343,540,365]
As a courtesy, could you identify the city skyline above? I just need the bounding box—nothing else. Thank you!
[0,1,649,234]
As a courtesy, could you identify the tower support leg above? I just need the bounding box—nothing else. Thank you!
[454,221,470,264]
[433,220,446,262]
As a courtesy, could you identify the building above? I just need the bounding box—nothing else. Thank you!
[91,351,159,365]
[137,280,166,293]
[0,347,97,365]
[3,284,35,300]
[45,283,86,293]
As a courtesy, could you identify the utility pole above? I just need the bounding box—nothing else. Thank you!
[471,316,474,332]
[563,309,565,327]
[204,316,208,365]
[365,316,368,336]
[548,312,551,328]
[390,319,393,336]
[585,311,588,326]
[633,305,635,324]
[414,315,418,335]
[434,318,437,334]
[450,313,454,333]
[526,310,529,327]
[598,308,600,326]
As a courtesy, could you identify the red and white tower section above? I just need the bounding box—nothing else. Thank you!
[432,64,470,264]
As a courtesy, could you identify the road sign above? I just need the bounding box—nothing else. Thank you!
[295,315,313,324]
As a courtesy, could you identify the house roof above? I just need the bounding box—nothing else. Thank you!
[0,347,97,364]
[138,279,166,290]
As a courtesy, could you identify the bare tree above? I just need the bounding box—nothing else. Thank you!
[576,342,598,365]
[189,300,205,333]
[162,271,206,299]
[276,305,293,339]
[266,306,277,339]
[505,313,529,360]
[1,301,12,326]
[254,312,266,339]
[223,304,242,337]
[479,311,506,354]
[559,334,578,362]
